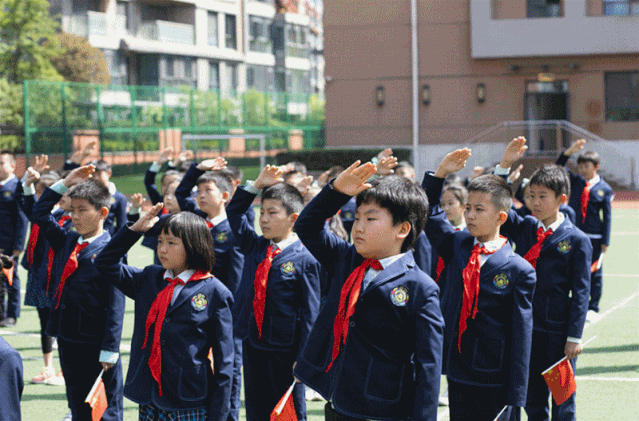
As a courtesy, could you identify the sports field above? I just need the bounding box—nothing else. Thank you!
[2,202,637,421]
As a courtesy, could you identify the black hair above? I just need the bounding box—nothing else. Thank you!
[529,164,570,199]
[287,161,307,174]
[466,175,513,212]
[160,170,181,186]
[0,149,16,165]
[283,170,304,184]
[196,172,233,195]
[159,212,215,273]
[443,174,462,187]
[222,166,243,182]
[442,183,468,205]
[89,159,112,173]
[262,183,305,215]
[356,175,429,253]
[37,172,61,189]
[67,178,111,210]
[577,150,601,167]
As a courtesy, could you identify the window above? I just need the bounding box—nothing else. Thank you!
[605,72,639,121]
[161,55,196,88]
[225,15,237,50]
[527,0,562,18]
[210,62,219,91]
[249,15,273,53]
[165,56,175,77]
[246,65,274,91]
[285,24,308,58]
[102,49,128,85]
[116,1,129,30]
[287,69,310,96]
[227,63,238,92]
[208,12,218,47]
[603,0,639,16]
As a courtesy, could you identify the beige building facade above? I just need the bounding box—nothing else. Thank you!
[323,0,639,184]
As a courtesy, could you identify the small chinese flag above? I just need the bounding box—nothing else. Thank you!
[2,266,13,287]
[542,357,577,405]
[270,381,297,421]
[85,370,108,421]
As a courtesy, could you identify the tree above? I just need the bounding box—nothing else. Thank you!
[50,32,110,84]
[0,0,63,83]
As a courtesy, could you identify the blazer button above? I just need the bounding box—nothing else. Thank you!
[349,321,355,327]
[61,305,66,309]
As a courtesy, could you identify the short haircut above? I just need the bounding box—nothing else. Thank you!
[159,212,215,273]
[444,174,462,187]
[89,159,111,173]
[442,183,468,205]
[283,170,303,184]
[160,170,181,186]
[287,161,307,174]
[67,178,111,210]
[37,172,61,189]
[262,183,305,215]
[0,149,16,165]
[529,164,570,199]
[466,175,513,212]
[196,172,233,194]
[222,166,243,182]
[577,150,601,167]
[356,175,429,253]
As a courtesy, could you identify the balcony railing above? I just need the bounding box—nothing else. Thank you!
[137,20,195,45]
[68,11,126,38]
[603,0,639,15]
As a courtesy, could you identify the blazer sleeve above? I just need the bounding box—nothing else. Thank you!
[567,236,593,339]
[175,163,207,219]
[207,287,235,421]
[412,282,444,421]
[293,183,353,274]
[296,259,322,360]
[32,188,68,252]
[500,208,527,246]
[113,193,128,233]
[14,182,34,221]
[13,187,28,252]
[507,264,536,406]
[144,168,164,205]
[226,186,261,254]
[93,224,147,299]
[602,186,613,246]
[561,205,577,224]
[62,161,80,172]
[101,276,126,354]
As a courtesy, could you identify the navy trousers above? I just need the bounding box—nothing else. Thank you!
[3,259,20,319]
[228,337,243,421]
[448,379,513,421]
[588,239,603,313]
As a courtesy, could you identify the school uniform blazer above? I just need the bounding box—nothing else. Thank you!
[0,336,23,421]
[93,226,234,421]
[144,167,164,205]
[175,163,208,219]
[104,189,127,236]
[556,153,613,244]
[293,183,444,421]
[15,183,46,271]
[339,196,356,236]
[227,186,321,357]
[32,187,125,353]
[413,231,439,279]
[0,176,28,254]
[501,211,592,338]
[422,172,536,407]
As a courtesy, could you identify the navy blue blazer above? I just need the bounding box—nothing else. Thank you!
[501,210,592,338]
[33,187,125,352]
[227,186,321,357]
[423,172,536,407]
[556,153,613,244]
[104,189,127,236]
[0,176,28,254]
[293,183,444,421]
[0,336,23,421]
[339,196,356,236]
[15,183,46,271]
[93,226,234,420]
[144,167,164,206]
[413,232,439,279]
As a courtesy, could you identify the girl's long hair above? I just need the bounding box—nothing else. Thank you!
[159,212,215,273]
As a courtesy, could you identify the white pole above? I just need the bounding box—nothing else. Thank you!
[410,0,419,171]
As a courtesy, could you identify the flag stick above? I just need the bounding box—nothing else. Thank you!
[542,335,598,374]
[85,369,105,402]
[274,381,296,414]
[493,405,508,421]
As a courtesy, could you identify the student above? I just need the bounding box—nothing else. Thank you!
[93,207,234,421]
[514,177,577,224]
[0,334,23,421]
[497,138,592,421]
[293,162,444,421]
[32,166,125,421]
[0,150,28,328]
[88,159,128,236]
[227,166,322,421]
[221,166,255,228]
[422,149,536,421]
[144,146,182,208]
[556,139,612,323]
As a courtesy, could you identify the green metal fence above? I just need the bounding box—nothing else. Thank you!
[23,80,324,167]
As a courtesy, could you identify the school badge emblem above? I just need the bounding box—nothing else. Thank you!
[3,191,11,199]
[191,293,208,311]
[493,273,509,289]
[215,232,227,243]
[281,261,295,275]
[597,190,604,197]
[557,240,571,254]
[343,211,353,219]
[91,253,97,263]
[390,286,409,306]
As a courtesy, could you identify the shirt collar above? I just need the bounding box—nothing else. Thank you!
[272,232,299,252]
[0,174,16,186]
[209,210,228,227]
[537,211,565,233]
[453,220,466,231]
[107,181,116,196]
[587,174,600,186]
[473,236,507,252]
[78,229,105,245]
[378,253,405,270]
[164,269,196,283]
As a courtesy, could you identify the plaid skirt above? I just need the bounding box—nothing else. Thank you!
[138,403,207,421]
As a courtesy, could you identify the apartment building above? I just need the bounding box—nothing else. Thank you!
[49,0,324,99]
[323,0,638,184]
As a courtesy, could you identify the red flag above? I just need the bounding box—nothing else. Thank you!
[2,266,13,287]
[542,357,577,405]
[270,381,298,421]
[85,370,108,421]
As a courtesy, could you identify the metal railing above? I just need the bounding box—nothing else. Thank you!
[67,11,126,38]
[137,20,195,45]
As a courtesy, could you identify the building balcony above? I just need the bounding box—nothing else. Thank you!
[137,20,195,45]
[471,0,639,58]
[67,11,126,38]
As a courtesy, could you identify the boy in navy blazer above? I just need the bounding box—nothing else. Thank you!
[144,147,182,208]
[0,150,28,327]
[32,166,125,421]
[0,335,23,421]
[87,160,127,236]
[294,162,444,421]
[498,138,592,421]
[227,165,322,421]
[556,139,613,322]
[422,149,536,421]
